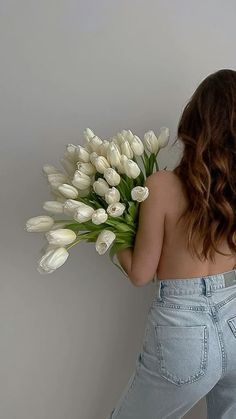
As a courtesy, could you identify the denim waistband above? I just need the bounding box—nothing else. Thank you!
[155,268,236,296]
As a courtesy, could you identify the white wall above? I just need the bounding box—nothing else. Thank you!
[1,1,236,418]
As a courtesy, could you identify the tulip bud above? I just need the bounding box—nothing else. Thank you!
[123,159,140,179]
[115,133,125,147]
[116,154,127,174]
[89,136,103,153]
[63,199,84,215]
[121,129,134,143]
[89,151,99,165]
[95,229,116,255]
[43,201,65,214]
[65,144,78,162]
[120,140,133,159]
[91,208,108,224]
[106,143,122,166]
[72,170,92,190]
[47,173,68,189]
[103,168,121,186]
[130,135,144,156]
[94,156,110,174]
[107,202,126,217]
[157,127,170,148]
[73,203,95,222]
[25,215,55,232]
[76,161,96,176]
[83,128,95,142]
[99,140,110,157]
[76,145,90,163]
[93,178,110,196]
[104,187,120,204]
[143,130,160,154]
[45,228,77,246]
[58,184,79,199]
[37,247,69,274]
[131,186,149,202]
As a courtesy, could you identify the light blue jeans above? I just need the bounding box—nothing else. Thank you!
[106,269,236,419]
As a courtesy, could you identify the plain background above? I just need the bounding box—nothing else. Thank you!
[1,1,236,418]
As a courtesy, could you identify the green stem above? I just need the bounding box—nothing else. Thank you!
[66,237,83,250]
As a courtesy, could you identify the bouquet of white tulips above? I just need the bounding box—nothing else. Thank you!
[25,127,169,278]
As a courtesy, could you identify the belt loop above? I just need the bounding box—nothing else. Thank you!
[156,280,162,301]
[203,277,212,296]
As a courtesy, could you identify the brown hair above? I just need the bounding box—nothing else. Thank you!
[171,69,236,262]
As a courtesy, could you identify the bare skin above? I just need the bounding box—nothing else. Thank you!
[156,170,236,281]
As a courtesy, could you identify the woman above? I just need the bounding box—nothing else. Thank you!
[107,69,236,419]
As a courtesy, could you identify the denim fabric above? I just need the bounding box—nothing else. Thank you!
[106,268,236,419]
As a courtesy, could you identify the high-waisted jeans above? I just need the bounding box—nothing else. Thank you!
[106,269,236,419]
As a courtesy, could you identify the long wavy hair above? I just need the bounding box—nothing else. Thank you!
[171,69,236,262]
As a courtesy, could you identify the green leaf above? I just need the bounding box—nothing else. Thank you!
[127,201,139,221]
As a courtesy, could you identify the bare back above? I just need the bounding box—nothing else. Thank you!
[156,171,236,280]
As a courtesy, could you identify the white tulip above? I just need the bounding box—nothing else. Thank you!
[37,247,69,274]
[130,135,144,156]
[120,129,134,143]
[42,165,61,175]
[25,215,55,232]
[94,156,110,174]
[73,203,95,222]
[60,157,77,177]
[116,154,127,174]
[45,228,77,246]
[76,145,90,163]
[65,144,78,162]
[131,186,149,202]
[93,178,110,196]
[47,173,68,189]
[43,201,65,214]
[123,158,140,179]
[120,140,133,159]
[83,128,95,141]
[120,154,128,169]
[106,143,122,166]
[63,199,84,215]
[99,140,110,157]
[116,160,125,174]
[95,229,116,255]
[77,161,96,176]
[58,184,79,199]
[143,130,160,154]
[115,133,125,147]
[89,136,103,153]
[107,202,126,217]
[72,170,92,190]
[104,187,120,204]
[103,168,121,186]
[91,208,108,225]
[157,127,170,148]
[89,151,99,165]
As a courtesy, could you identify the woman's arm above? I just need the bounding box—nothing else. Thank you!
[115,170,168,286]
